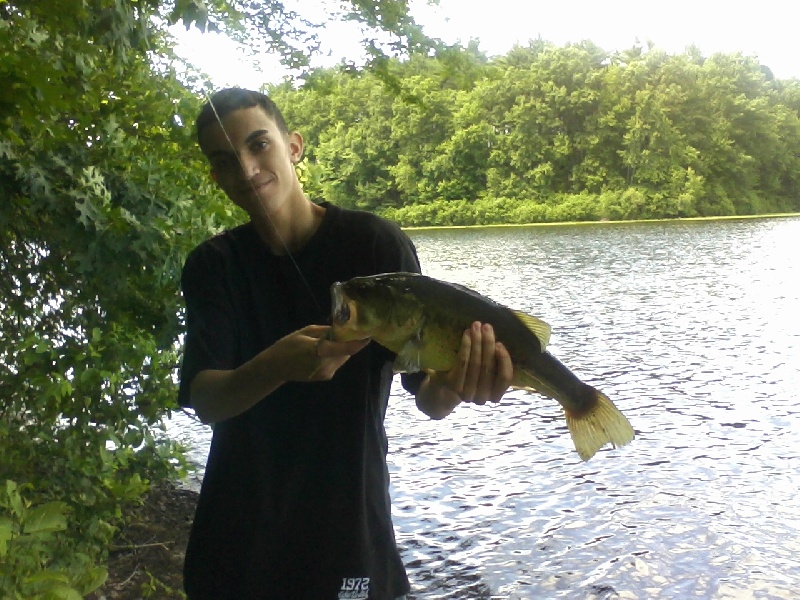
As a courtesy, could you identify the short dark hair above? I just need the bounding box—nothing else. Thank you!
[195,88,290,150]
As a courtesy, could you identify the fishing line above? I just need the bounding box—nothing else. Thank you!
[204,91,324,317]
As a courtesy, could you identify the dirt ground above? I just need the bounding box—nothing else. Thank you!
[90,481,198,600]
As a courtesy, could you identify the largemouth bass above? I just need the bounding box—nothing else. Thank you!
[330,272,634,461]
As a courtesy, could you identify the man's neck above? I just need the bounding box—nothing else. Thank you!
[251,195,325,256]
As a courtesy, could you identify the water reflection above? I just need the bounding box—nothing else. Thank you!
[170,217,800,599]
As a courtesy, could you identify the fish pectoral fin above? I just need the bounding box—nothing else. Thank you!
[512,310,551,349]
[392,333,424,373]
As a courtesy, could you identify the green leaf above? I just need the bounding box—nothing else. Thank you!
[23,573,82,600]
[47,586,83,600]
[77,566,109,595]
[22,501,68,535]
[0,516,15,557]
[5,480,25,517]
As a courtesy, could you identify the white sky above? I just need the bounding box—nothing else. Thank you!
[173,0,800,89]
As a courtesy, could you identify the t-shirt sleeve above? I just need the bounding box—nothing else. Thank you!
[177,246,238,408]
[370,217,421,276]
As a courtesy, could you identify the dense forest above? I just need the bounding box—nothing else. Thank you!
[1,0,799,597]
[270,41,800,226]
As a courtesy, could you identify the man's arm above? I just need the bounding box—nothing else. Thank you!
[190,324,369,424]
[415,321,514,419]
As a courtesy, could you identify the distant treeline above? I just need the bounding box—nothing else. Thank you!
[269,41,800,227]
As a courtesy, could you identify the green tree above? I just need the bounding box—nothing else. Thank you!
[311,74,401,210]
[389,71,460,204]
[1,0,435,592]
[1,3,229,593]
[433,90,494,202]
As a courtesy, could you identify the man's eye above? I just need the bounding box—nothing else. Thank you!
[211,157,237,172]
[251,139,269,152]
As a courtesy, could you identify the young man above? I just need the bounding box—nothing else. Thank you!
[178,88,513,599]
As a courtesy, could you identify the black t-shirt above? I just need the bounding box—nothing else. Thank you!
[178,203,424,600]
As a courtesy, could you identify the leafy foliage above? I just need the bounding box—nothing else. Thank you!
[1,0,428,594]
[0,481,108,599]
[2,3,210,595]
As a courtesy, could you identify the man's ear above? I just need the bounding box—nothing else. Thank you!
[288,131,304,163]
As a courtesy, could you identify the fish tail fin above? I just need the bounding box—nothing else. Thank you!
[565,390,635,461]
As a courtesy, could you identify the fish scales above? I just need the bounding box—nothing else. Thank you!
[397,275,544,352]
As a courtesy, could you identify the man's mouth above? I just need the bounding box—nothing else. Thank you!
[239,178,272,194]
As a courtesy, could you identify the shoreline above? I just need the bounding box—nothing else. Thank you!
[91,480,198,600]
[400,211,800,232]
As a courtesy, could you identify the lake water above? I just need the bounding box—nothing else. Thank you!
[169,216,800,599]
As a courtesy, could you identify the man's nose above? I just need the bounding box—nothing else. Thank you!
[239,153,260,178]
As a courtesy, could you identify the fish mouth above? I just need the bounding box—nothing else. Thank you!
[330,282,350,327]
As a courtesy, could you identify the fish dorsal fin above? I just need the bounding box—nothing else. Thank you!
[392,328,424,373]
[512,310,551,349]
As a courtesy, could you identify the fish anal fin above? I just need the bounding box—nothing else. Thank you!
[565,391,635,461]
[512,310,551,349]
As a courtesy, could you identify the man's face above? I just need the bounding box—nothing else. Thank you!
[200,106,303,217]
